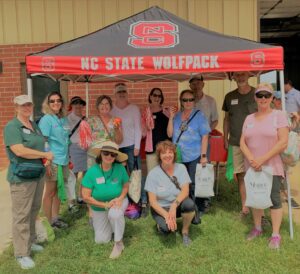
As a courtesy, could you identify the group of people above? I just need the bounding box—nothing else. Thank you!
[4,73,299,269]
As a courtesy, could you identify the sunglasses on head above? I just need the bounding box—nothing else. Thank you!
[101,151,118,158]
[181,98,195,103]
[255,93,272,99]
[152,93,162,98]
[49,99,63,104]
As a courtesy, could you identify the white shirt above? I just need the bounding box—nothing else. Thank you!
[195,94,218,126]
[111,104,142,149]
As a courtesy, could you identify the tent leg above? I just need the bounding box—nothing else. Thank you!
[286,170,294,240]
[85,82,89,117]
[279,70,285,111]
[27,77,33,120]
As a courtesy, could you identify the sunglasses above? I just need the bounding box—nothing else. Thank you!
[49,99,63,104]
[152,93,162,98]
[255,93,273,99]
[102,151,118,158]
[117,90,127,94]
[181,98,195,103]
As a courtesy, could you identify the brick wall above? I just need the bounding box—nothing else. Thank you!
[0,43,179,169]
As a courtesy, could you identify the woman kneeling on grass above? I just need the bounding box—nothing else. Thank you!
[145,140,195,246]
[81,140,129,259]
[240,83,289,249]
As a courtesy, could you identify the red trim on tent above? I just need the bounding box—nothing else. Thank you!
[26,47,283,75]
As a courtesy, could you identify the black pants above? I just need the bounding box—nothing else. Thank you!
[151,198,195,234]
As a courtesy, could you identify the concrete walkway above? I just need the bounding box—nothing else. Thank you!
[0,163,300,254]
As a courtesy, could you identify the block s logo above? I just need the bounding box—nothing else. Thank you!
[128,21,179,48]
[41,57,55,71]
[250,52,265,67]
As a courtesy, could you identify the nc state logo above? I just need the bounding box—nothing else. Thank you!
[41,57,55,71]
[250,52,265,67]
[128,21,179,48]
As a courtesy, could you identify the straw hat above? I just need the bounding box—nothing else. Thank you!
[89,140,128,162]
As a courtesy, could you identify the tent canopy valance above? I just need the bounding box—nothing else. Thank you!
[26,6,283,83]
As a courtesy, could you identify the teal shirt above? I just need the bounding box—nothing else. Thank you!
[82,163,129,211]
[4,118,45,183]
[38,114,69,165]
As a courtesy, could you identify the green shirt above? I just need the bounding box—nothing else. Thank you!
[4,118,45,183]
[82,163,129,211]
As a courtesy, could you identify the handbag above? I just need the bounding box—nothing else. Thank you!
[12,161,45,179]
[195,163,215,198]
[175,110,199,163]
[160,165,201,225]
[281,131,300,167]
[244,166,273,209]
[128,157,142,203]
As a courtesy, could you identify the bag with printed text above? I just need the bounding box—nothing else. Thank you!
[195,163,215,198]
[244,166,273,209]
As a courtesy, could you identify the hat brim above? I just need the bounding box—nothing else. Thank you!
[70,99,86,106]
[88,147,128,162]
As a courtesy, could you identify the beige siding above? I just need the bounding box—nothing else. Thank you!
[0,0,258,130]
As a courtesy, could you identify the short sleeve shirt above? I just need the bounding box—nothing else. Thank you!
[222,87,257,146]
[242,110,288,177]
[82,163,129,211]
[38,114,69,165]
[145,163,191,208]
[172,109,211,162]
[4,118,45,183]
[285,88,300,113]
[195,94,219,126]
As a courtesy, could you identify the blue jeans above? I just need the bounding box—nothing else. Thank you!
[183,156,207,212]
[119,145,147,204]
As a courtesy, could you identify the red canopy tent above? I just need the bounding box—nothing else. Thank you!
[26,6,294,238]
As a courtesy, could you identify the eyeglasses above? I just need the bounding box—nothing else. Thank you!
[181,98,195,103]
[49,99,63,104]
[102,151,118,158]
[152,93,162,98]
[255,93,272,99]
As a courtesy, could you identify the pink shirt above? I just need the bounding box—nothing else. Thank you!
[242,110,288,177]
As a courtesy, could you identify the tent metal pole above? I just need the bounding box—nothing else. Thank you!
[279,70,285,111]
[279,70,294,239]
[27,77,33,120]
[85,82,89,117]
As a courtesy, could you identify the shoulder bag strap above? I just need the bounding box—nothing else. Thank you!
[160,165,181,190]
[175,110,200,144]
[69,116,85,138]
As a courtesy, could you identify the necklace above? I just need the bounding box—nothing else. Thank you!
[100,163,114,183]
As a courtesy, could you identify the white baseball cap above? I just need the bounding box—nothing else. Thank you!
[13,95,33,105]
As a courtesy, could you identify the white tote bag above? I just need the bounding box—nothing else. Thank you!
[195,163,215,198]
[128,158,142,203]
[244,166,273,209]
[65,170,77,200]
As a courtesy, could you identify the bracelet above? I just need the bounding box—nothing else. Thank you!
[105,202,109,210]
[201,154,207,158]
[174,199,180,206]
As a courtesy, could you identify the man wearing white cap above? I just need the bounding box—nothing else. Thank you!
[110,84,147,211]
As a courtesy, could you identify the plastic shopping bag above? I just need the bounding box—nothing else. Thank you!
[281,131,300,167]
[128,158,141,203]
[195,163,215,198]
[65,170,77,201]
[244,166,273,209]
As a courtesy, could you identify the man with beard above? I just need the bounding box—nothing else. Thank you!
[222,72,257,216]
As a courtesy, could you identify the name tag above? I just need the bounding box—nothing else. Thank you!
[231,99,238,105]
[23,128,31,134]
[96,177,105,184]
[246,123,254,128]
[153,115,157,119]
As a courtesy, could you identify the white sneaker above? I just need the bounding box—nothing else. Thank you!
[16,256,35,269]
[109,241,124,259]
[31,243,44,252]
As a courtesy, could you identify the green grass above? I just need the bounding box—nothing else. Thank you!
[1,181,300,274]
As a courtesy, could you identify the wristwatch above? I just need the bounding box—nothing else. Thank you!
[174,199,180,206]
[201,154,207,158]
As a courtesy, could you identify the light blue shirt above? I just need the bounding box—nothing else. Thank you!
[172,109,210,162]
[145,164,191,208]
[285,88,300,113]
[39,114,69,165]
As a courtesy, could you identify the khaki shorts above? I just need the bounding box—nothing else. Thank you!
[46,163,69,182]
[232,145,245,174]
